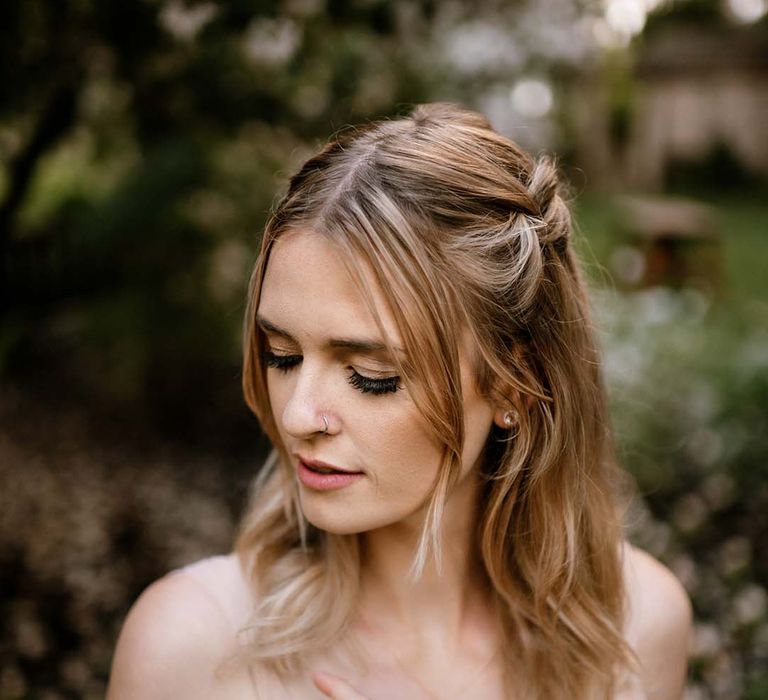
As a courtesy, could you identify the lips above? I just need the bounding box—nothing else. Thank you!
[296,455,365,491]
[297,456,362,475]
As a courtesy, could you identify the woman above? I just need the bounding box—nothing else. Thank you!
[107,103,691,699]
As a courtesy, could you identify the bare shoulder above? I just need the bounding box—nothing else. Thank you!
[107,554,249,700]
[622,543,693,700]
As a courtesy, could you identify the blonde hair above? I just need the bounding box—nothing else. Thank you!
[237,103,632,697]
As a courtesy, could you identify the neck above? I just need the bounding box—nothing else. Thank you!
[356,472,491,645]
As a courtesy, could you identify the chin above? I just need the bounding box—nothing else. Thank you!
[304,512,369,535]
[300,496,395,536]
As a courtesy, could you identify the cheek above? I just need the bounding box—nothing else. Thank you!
[265,373,292,424]
[358,405,443,494]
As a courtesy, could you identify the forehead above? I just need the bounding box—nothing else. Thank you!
[258,229,401,345]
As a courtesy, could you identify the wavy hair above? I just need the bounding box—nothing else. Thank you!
[237,103,633,697]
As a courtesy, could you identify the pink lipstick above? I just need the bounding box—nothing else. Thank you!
[297,458,364,491]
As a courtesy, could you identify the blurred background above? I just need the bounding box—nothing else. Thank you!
[1,0,766,697]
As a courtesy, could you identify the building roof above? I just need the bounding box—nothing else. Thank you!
[637,25,768,77]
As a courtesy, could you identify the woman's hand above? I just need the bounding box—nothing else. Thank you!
[312,671,371,699]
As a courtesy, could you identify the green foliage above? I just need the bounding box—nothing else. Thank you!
[600,291,768,695]
[1,0,442,420]
[575,190,768,696]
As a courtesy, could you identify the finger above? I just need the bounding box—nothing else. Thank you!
[312,671,369,699]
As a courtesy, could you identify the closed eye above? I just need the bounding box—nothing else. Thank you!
[347,370,401,395]
[262,350,301,372]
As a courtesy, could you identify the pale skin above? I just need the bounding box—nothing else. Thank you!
[107,230,692,699]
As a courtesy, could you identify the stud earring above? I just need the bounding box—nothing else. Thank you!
[503,410,518,428]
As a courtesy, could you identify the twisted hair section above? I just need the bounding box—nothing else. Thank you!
[239,102,632,696]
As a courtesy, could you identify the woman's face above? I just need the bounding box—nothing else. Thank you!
[256,229,497,535]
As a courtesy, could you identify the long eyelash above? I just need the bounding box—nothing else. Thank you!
[262,351,302,372]
[262,350,399,395]
[348,370,400,395]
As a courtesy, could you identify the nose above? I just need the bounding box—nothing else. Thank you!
[279,362,334,439]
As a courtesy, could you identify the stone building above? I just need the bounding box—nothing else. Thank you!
[575,24,768,191]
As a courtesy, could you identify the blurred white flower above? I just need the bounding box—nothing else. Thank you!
[679,288,710,323]
[671,554,698,591]
[672,493,709,534]
[479,88,555,151]
[635,286,682,325]
[284,0,325,18]
[682,683,708,700]
[442,21,523,74]
[605,0,647,37]
[686,427,723,469]
[701,472,736,511]
[515,0,593,63]
[13,607,48,659]
[718,536,752,577]
[610,245,645,285]
[738,330,768,371]
[733,585,767,626]
[510,79,554,119]
[243,17,301,67]
[685,382,720,424]
[291,83,330,119]
[691,622,724,660]
[590,16,631,49]
[602,340,647,387]
[160,1,217,42]
[702,651,743,697]
[727,0,767,23]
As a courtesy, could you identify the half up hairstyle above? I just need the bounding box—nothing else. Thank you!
[238,103,633,698]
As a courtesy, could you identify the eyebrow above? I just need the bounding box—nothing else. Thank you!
[256,315,404,356]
